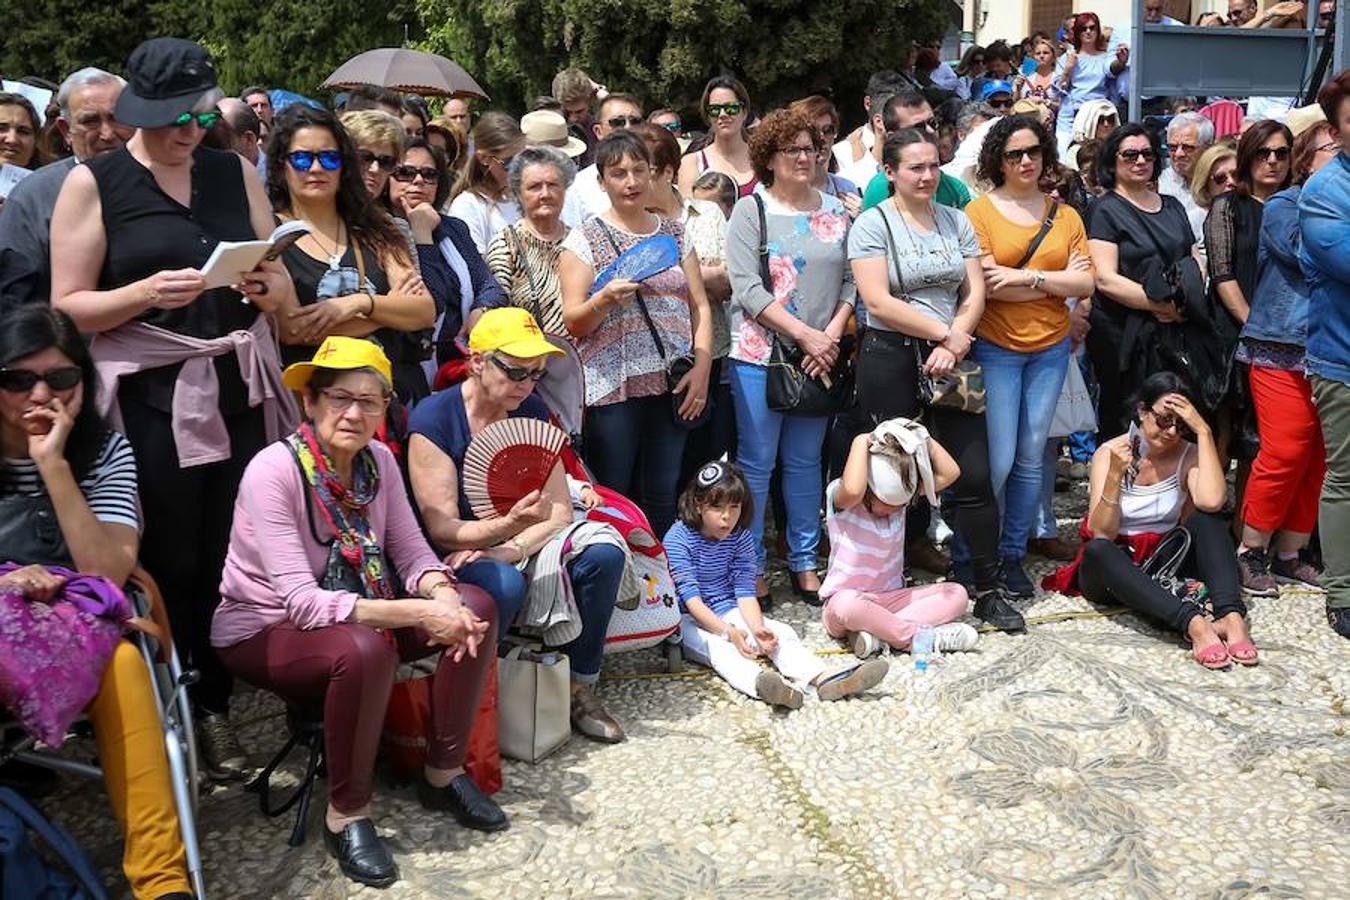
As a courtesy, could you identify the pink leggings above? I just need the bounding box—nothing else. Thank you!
[822,583,969,650]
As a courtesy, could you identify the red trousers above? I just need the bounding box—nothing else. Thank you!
[1243,365,1326,534]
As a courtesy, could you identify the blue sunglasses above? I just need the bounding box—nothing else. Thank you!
[286,150,343,172]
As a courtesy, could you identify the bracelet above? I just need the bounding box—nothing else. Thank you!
[425,579,455,600]
[509,535,528,561]
[365,293,376,316]
[1099,493,1121,506]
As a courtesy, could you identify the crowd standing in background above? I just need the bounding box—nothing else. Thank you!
[0,12,1348,895]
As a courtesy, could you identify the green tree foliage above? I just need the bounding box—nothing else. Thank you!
[416,0,953,125]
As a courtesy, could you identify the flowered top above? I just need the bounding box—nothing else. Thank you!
[682,197,731,359]
[561,214,692,407]
[724,190,856,366]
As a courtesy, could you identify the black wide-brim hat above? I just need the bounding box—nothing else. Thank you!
[114,37,219,129]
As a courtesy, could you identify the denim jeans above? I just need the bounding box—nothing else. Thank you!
[1033,440,1059,540]
[456,558,527,629]
[975,336,1071,561]
[582,394,688,539]
[729,360,829,574]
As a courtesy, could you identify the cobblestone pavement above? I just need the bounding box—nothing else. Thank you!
[41,484,1350,899]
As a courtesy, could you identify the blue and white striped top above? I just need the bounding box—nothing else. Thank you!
[661,521,758,617]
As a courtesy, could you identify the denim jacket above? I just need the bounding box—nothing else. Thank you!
[1299,153,1350,384]
[1244,186,1308,346]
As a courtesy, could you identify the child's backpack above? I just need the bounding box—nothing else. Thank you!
[0,786,106,899]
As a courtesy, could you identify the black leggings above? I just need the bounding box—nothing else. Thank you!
[1078,511,1245,633]
[855,328,1001,592]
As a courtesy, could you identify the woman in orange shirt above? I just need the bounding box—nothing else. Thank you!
[965,115,1095,596]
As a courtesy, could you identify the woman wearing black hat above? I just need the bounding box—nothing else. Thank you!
[49,37,299,782]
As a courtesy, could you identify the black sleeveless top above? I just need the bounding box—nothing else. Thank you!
[88,146,259,414]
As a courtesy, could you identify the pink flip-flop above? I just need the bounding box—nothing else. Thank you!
[1224,639,1259,666]
[1192,641,1231,670]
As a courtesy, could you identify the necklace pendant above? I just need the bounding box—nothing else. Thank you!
[328,254,342,271]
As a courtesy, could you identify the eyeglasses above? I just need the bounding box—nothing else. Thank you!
[1211,169,1236,185]
[988,98,1014,110]
[0,366,83,393]
[817,123,838,138]
[1118,148,1157,163]
[1146,407,1196,439]
[490,154,516,170]
[605,115,644,129]
[356,149,398,172]
[777,145,818,159]
[489,355,547,383]
[319,389,389,418]
[1256,146,1291,162]
[1314,141,1340,154]
[1169,142,1201,154]
[391,164,440,183]
[657,120,683,134]
[172,110,222,129]
[1002,145,1044,164]
[706,102,745,118]
[286,150,343,172]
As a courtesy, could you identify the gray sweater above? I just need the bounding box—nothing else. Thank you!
[0,156,78,302]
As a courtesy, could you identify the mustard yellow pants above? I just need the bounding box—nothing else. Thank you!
[86,640,190,898]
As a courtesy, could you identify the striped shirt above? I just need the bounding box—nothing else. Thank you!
[0,431,139,529]
[662,521,758,617]
[819,480,906,600]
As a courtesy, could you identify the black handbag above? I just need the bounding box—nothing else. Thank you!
[752,194,855,416]
[596,221,709,430]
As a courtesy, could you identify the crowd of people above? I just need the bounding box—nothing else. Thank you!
[0,14,1347,895]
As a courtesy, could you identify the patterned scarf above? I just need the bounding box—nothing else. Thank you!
[287,423,394,600]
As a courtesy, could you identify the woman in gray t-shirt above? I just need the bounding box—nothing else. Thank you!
[846,128,1025,633]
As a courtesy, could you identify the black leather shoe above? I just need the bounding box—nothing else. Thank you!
[417,773,508,832]
[974,589,1027,632]
[323,819,397,888]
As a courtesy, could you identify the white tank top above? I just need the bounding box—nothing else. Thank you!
[1118,446,1192,535]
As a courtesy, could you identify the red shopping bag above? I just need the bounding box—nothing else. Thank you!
[380,656,502,794]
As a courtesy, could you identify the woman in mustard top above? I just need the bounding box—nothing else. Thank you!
[965,115,1095,596]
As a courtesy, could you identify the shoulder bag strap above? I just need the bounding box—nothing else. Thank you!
[1012,200,1059,269]
[506,225,547,325]
[285,439,340,546]
[596,218,668,363]
[753,193,772,292]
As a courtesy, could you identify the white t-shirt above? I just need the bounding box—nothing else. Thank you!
[832,126,878,187]
[446,190,521,254]
[566,163,611,225]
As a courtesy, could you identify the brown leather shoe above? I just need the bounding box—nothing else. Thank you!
[570,684,626,744]
[1028,536,1078,562]
[907,539,950,575]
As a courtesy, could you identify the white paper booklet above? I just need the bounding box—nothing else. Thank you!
[200,219,311,289]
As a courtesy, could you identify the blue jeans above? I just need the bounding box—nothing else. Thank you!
[1034,439,1059,540]
[456,546,624,683]
[582,394,688,539]
[729,360,829,574]
[974,336,1071,561]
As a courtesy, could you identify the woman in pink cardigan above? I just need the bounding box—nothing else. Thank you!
[211,337,497,889]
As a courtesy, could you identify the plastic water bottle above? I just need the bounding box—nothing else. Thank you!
[912,624,935,672]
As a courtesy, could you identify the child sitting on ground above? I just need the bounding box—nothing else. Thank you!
[823,419,980,658]
[664,461,889,708]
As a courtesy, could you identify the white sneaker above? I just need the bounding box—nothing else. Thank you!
[848,630,885,659]
[931,622,979,652]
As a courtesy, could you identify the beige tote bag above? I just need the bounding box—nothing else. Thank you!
[496,644,572,763]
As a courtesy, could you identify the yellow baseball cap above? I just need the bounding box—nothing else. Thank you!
[282,336,394,392]
[469,308,564,359]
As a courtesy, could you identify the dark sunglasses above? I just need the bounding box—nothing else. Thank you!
[1257,146,1291,162]
[1211,169,1236,185]
[172,110,222,129]
[391,164,440,183]
[489,355,547,383]
[988,98,1014,110]
[1119,148,1157,163]
[706,102,744,118]
[1147,408,1196,440]
[605,115,644,129]
[286,150,342,172]
[658,120,683,133]
[0,366,83,393]
[356,149,398,172]
[816,123,838,138]
[1003,145,1044,164]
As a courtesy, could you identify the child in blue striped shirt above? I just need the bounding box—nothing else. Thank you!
[663,462,888,708]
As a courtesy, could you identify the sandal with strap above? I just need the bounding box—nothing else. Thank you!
[1224,639,1259,666]
[1192,641,1231,670]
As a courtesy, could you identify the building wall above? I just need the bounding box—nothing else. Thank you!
[969,0,1236,45]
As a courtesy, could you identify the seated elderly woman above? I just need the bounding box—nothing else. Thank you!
[0,306,191,899]
[211,337,499,890]
[407,308,628,744]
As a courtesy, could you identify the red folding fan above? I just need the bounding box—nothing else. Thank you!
[461,418,568,519]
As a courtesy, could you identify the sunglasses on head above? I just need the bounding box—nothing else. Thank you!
[356,149,398,172]
[706,101,744,118]
[1002,145,1044,164]
[1257,146,1291,162]
[0,366,83,393]
[172,109,221,129]
[605,115,644,129]
[286,149,342,172]
[1119,148,1156,163]
[391,164,440,183]
[489,355,547,383]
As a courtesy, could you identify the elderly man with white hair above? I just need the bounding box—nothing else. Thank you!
[0,67,132,299]
[1157,110,1215,263]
